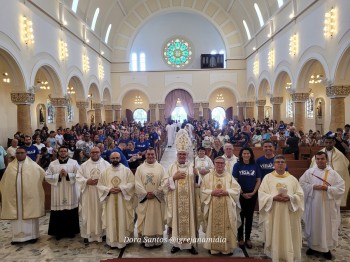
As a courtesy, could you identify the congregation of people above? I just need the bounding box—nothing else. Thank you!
[0,117,349,261]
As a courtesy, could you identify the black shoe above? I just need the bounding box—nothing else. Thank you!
[245,239,253,249]
[171,246,180,253]
[226,252,233,256]
[55,236,62,241]
[323,251,332,260]
[102,235,106,241]
[68,234,75,239]
[84,238,89,244]
[189,246,198,255]
[306,248,316,256]
[27,238,37,244]
[10,241,21,245]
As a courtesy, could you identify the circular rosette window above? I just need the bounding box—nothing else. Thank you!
[163,37,193,68]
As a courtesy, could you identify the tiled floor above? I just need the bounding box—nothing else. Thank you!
[1,147,349,261]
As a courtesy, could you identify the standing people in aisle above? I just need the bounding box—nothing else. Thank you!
[76,146,110,243]
[259,155,304,262]
[0,147,45,244]
[135,148,166,248]
[45,146,80,240]
[97,152,135,249]
[232,147,261,249]
[299,151,345,260]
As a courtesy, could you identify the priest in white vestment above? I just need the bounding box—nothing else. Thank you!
[300,151,345,260]
[222,143,238,175]
[162,129,198,255]
[97,152,135,249]
[259,154,304,262]
[310,136,349,207]
[201,156,241,255]
[45,146,80,240]
[135,148,165,247]
[166,121,176,147]
[0,147,45,244]
[76,146,110,243]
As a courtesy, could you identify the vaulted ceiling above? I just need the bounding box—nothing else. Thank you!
[64,0,290,58]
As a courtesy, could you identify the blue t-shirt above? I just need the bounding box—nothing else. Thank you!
[24,144,39,161]
[135,140,150,152]
[105,147,129,167]
[149,132,159,147]
[232,162,261,193]
[256,156,275,180]
[124,149,141,160]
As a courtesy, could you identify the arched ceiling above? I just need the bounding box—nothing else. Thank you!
[64,0,287,58]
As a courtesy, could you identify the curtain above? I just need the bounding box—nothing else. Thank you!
[164,89,194,119]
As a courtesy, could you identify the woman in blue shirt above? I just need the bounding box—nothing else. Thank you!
[232,147,261,249]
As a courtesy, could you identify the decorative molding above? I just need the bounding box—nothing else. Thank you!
[104,105,113,110]
[326,86,350,98]
[113,104,121,110]
[11,92,35,104]
[149,103,157,109]
[76,101,88,109]
[158,103,165,109]
[245,101,255,107]
[50,97,67,107]
[237,102,245,107]
[201,102,209,108]
[256,100,266,106]
[291,93,309,102]
[270,97,283,104]
[193,103,201,108]
[93,103,103,110]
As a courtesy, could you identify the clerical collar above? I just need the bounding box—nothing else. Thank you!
[224,155,233,160]
[272,171,289,178]
[59,158,69,164]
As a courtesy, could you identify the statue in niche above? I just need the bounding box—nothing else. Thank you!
[316,101,322,117]
[91,114,95,124]
[39,105,45,123]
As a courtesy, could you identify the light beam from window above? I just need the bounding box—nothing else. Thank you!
[254,3,264,27]
[72,0,79,13]
[243,20,252,40]
[91,8,100,31]
[277,0,284,8]
[105,24,111,43]
[140,53,146,71]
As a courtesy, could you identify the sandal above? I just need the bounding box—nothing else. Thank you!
[238,239,245,247]
[245,239,253,249]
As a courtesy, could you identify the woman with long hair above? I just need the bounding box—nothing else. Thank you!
[232,147,261,249]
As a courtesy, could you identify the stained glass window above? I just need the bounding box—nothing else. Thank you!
[67,99,73,122]
[306,96,314,118]
[163,38,192,68]
[286,94,293,118]
[47,99,54,124]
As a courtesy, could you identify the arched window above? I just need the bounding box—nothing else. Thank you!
[133,109,147,125]
[72,0,79,13]
[67,99,73,122]
[47,99,55,124]
[277,0,284,8]
[211,107,226,128]
[243,20,252,40]
[91,8,100,31]
[305,96,314,118]
[105,24,112,43]
[254,3,264,27]
[286,94,293,118]
[140,53,146,71]
[131,53,138,71]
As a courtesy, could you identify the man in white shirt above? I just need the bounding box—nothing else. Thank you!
[55,129,64,147]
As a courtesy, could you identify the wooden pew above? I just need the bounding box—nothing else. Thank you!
[286,159,310,169]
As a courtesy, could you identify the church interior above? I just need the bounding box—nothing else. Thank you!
[1,0,350,261]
